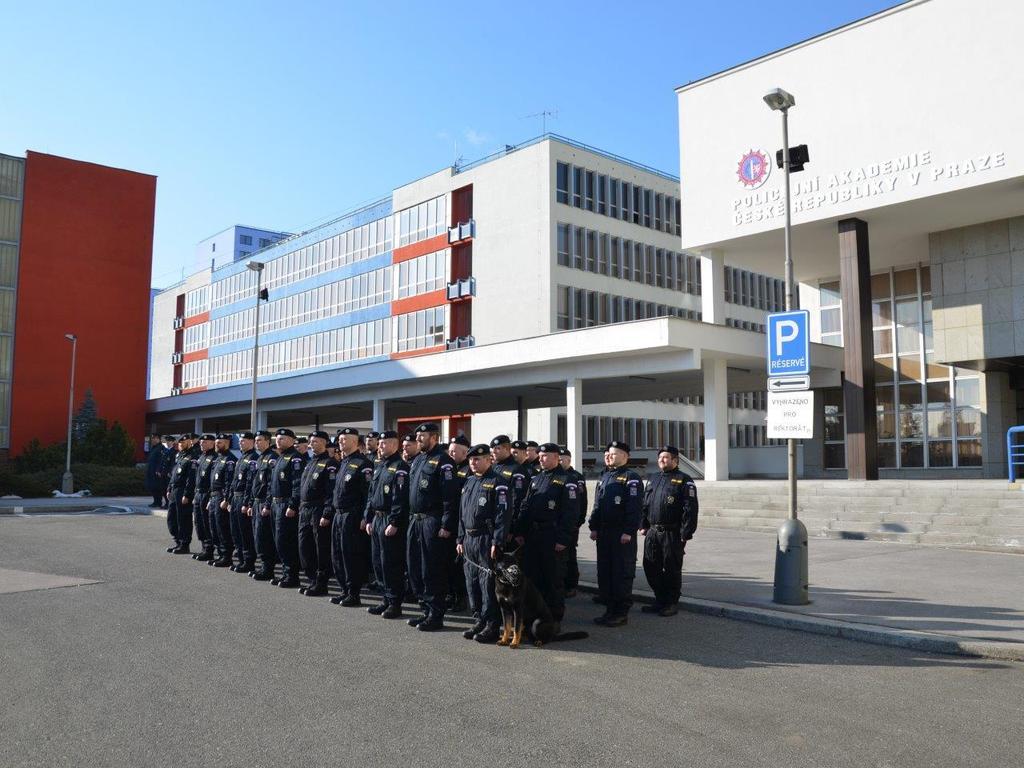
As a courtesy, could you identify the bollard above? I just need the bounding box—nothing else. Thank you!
[773,518,809,605]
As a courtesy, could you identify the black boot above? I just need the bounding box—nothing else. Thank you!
[340,594,361,607]
[252,569,274,581]
[367,602,388,615]
[304,585,328,597]
[166,544,178,553]
[463,619,486,640]
[407,613,428,627]
[417,614,444,632]
[474,623,501,643]
[330,592,349,605]
[172,545,191,555]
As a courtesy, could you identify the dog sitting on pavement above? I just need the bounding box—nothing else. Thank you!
[493,552,588,648]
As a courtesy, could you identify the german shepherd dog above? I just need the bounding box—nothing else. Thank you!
[493,552,589,648]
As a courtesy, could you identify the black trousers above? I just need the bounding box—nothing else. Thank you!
[192,491,213,552]
[595,530,638,616]
[407,514,448,616]
[231,494,255,565]
[167,489,192,546]
[273,500,300,582]
[643,528,685,606]
[253,501,277,572]
[564,527,582,591]
[463,534,497,623]
[523,527,566,621]
[332,510,369,596]
[209,491,232,558]
[298,503,331,588]
[446,535,466,601]
[371,515,405,604]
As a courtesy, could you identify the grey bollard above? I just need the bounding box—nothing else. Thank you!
[773,518,809,605]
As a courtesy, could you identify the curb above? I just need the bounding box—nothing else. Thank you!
[576,581,1024,662]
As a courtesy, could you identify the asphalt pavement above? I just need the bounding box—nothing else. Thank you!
[1,513,1021,768]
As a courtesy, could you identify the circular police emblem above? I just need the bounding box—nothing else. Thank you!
[279,472,285,479]
[478,496,487,506]
[614,495,622,505]
[667,495,675,503]
[737,149,771,189]
[383,484,390,493]
[420,478,429,489]
[344,473,352,482]
[313,472,320,479]
[548,500,556,510]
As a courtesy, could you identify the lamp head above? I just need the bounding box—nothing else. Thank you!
[246,261,265,272]
[763,88,796,111]
[64,333,77,342]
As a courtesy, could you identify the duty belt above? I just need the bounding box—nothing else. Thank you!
[373,510,387,517]
[464,527,492,536]
[232,491,245,497]
[653,524,679,532]
[272,496,288,502]
[412,512,441,521]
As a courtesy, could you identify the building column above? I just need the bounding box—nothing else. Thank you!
[699,248,726,325]
[255,411,268,431]
[838,218,878,480]
[566,378,583,468]
[516,396,527,440]
[193,417,203,434]
[702,356,729,481]
[372,399,388,432]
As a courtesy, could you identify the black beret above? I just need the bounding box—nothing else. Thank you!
[402,433,416,443]
[366,431,380,439]
[296,435,309,442]
[449,434,471,448]
[558,446,571,457]
[200,433,216,441]
[238,431,256,440]
[415,422,440,433]
[379,430,399,440]
[162,434,176,441]
[255,430,272,439]
[176,434,189,442]
[658,445,680,457]
[337,427,360,437]
[309,430,330,440]
[216,433,233,440]
[511,440,527,450]
[606,440,630,453]
[186,433,200,440]
[276,428,296,438]
[537,442,560,453]
[526,440,539,448]
[490,435,511,447]
[468,444,491,457]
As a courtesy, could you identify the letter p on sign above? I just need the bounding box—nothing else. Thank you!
[766,310,810,376]
[774,320,799,355]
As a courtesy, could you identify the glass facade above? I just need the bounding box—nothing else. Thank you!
[0,154,23,448]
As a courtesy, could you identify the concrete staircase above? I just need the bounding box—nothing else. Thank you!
[693,479,1024,551]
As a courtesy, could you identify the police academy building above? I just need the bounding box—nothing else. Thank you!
[149,0,1020,482]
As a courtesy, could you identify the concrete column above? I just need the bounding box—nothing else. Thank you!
[699,248,726,325]
[702,356,729,481]
[255,411,268,430]
[838,218,878,480]
[566,378,583,468]
[372,399,388,432]
[193,417,203,434]
[516,396,527,440]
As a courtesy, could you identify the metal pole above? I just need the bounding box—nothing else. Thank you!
[782,108,797,521]
[62,336,77,493]
[249,269,263,431]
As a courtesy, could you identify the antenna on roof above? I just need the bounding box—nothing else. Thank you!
[523,109,558,135]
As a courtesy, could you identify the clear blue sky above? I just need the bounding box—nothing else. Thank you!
[1,0,900,288]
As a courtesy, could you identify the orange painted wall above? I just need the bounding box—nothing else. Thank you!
[9,152,156,456]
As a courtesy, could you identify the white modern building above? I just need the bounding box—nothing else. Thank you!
[195,225,291,272]
[676,0,1023,479]
[148,135,824,476]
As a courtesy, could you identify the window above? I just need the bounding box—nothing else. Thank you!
[609,179,619,218]
[585,231,597,273]
[643,189,652,228]
[239,234,252,246]
[632,186,642,224]
[572,167,583,208]
[557,286,570,330]
[597,175,607,215]
[584,171,595,212]
[621,181,631,221]
[396,195,446,247]
[396,307,445,352]
[556,224,570,266]
[259,238,272,248]
[654,193,663,230]
[397,250,446,298]
[556,162,569,204]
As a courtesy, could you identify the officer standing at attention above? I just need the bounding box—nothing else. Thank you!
[364,431,410,619]
[229,432,259,573]
[510,440,533,475]
[640,446,699,617]
[489,435,529,544]
[515,443,578,624]
[190,434,218,562]
[559,447,588,597]
[270,428,305,589]
[406,422,460,632]
[158,435,178,509]
[523,440,541,475]
[297,431,337,596]
[445,435,472,612]
[165,434,196,554]
[296,435,310,459]
[589,441,643,627]
[246,430,279,581]
[208,433,237,568]
[329,428,375,606]
[401,433,420,464]
[457,444,508,643]
[365,432,381,463]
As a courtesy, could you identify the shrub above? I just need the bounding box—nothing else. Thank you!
[0,463,147,498]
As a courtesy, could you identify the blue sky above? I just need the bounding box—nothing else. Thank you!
[1,0,900,287]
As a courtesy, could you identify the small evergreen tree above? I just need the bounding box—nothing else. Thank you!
[72,390,99,442]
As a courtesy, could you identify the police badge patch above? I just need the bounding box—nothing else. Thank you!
[478,497,487,506]
[614,496,621,505]
[667,495,675,503]
[548,500,556,510]
[384,484,390,493]
[345,474,352,482]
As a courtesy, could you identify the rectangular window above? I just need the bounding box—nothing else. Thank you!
[674,199,682,236]
[584,171,595,212]
[572,227,584,270]
[645,246,655,286]
[632,186,642,224]
[556,224,570,266]
[572,167,583,208]
[610,237,620,278]
[585,231,597,273]
[597,175,607,215]
[644,190,652,227]
[621,182,631,221]
[239,234,252,245]
[597,234,609,275]
[654,193,663,231]
[556,162,569,204]
[557,286,570,330]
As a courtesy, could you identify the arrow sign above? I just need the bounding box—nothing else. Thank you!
[768,375,810,392]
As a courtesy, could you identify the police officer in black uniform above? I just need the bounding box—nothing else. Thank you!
[515,443,578,624]
[523,440,541,475]
[246,430,278,581]
[365,431,380,463]
[559,446,588,596]
[165,434,197,554]
[228,432,259,573]
[190,434,218,562]
[489,435,529,545]
[405,422,460,631]
[640,446,699,617]
[329,427,374,606]
[296,431,337,596]
[511,440,533,476]
[158,435,178,510]
[446,434,472,613]
[589,440,643,627]
[269,428,305,588]
[208,433,237,568]
[363,431,409,619]
[457,444,509,643]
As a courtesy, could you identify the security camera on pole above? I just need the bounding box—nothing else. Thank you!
[763,87,811,606]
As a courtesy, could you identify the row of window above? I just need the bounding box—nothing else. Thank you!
[555,162,681,237]
[238,234,275,248]
[208,266,394,348]
[396,196,447,247]
[725,318,767,333]
[556,223,701,295]
[556,285,700,331]
[724,266,787,312]
[183,323,208,353]
[396,250,446,299]
[569,415,704,462]
[395,307,445,353]
[184,285,210,318]
[730,424,785,449]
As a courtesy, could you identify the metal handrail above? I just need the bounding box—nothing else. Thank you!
[1008,426,1024,483]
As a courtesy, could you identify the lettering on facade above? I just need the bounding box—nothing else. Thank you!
[731,150,1006,226]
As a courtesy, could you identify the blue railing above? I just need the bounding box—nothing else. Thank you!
[1008,426,1024,482]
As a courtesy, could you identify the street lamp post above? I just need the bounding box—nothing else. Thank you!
[764,87,809,605]
[247,262,265,431]
[62,333,77,494]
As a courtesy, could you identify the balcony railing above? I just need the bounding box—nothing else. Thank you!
[445,335,475,350]
[447,219,476,243]
[446,277,476,301]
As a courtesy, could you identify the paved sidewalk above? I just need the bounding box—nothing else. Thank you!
[0,496,154,514]
[576,528,1024,659]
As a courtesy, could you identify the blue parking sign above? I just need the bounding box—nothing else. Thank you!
[766,310,810,376]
